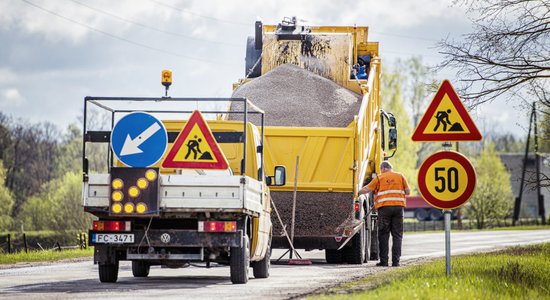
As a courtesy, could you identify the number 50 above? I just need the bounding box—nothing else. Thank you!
[434,167,459,193]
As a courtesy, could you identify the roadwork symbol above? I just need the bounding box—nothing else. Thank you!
[412,80,482,141]
[434,109,464,132]
[162,110,229,169]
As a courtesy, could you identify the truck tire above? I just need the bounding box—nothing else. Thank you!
[415,208,429,221]
[252,236,271,279]
[325,249,343,264]
[344,225,365,264]
[230,235,250,284]
[98,261,119,283]
[132,261,150,277]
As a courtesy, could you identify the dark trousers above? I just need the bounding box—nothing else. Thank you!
[377,206,404,264]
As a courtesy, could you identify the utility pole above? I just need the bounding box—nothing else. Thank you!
[513,102,546,225]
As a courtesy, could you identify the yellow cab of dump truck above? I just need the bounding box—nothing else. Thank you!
[83,74,285,284]
[232,17,398,264]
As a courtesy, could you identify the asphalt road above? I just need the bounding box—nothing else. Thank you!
[1,229,549,299]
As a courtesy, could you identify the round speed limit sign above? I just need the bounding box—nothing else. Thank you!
[417,151,476,209]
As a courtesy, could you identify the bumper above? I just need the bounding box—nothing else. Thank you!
[89,229,243,248]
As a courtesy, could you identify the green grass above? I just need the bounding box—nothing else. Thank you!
[317,243,550,300]
[0,248,93,265]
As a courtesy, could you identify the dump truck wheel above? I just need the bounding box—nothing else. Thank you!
[132,261,150,277]
[252,236,271,278]
[230,235,250,284]
[325,249,343,264]
[345,226,365,264]
[98,261,119,283]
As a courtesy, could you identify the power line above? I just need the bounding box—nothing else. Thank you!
[21,0,238,66]
[149,0,249,27]
[69,0,241,48]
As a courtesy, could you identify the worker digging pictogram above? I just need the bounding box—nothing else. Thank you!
[184,136,213,160]
[433,109,464,132]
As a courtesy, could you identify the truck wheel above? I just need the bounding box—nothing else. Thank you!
[132,261,150,277]
[230,235,250,284]
[325,249,343,264]
[344,225,365,264]
[415,208,429,221]
[98,261,119,283]
[252,237,271,279]
[429,208,443,221]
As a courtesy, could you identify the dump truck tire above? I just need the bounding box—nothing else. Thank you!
[230,235,250,284]
[252,237,271,278]
[132,261,150,277]
[325,249,343,264]
[345,226,365,264]
[99,261,119,283]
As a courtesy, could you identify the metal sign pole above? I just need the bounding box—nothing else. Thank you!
[444,210,451,276]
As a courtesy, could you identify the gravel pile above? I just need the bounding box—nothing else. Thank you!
[230,64,362,127]
[271,192,354,238]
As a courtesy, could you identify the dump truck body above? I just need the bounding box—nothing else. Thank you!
[234,19,397,263]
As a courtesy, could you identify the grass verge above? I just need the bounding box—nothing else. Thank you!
[0,248,93,265]
[317,243,550,300]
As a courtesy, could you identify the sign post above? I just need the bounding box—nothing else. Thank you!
[444,210,451,276]
[412,80,482,276]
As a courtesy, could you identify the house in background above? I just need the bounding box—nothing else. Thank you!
[499,153,550,219]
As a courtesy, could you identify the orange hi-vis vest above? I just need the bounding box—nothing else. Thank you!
[367,171,408,209]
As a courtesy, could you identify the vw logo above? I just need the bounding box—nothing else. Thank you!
[160,233,171,244]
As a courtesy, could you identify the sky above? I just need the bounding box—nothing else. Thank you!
[0,0,532,137]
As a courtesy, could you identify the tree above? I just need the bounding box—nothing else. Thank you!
[394,57,440,168]
[465,144,514,228]
[19,172,92,231]
[437,0,549,109]
[0,161,14,231]
[438,0,550,191]
[381,70,419,193]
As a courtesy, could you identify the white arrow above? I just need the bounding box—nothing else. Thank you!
[120,122,162,156]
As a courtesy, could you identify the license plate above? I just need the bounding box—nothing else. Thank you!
[92,233,134,244]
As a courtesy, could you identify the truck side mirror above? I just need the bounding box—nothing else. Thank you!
[267,166,286,186]
[388,128,397,150]
[388,115,396,127]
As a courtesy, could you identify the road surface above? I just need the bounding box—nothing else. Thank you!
[1,229,549,299]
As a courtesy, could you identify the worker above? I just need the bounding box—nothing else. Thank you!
[359,161,410,267]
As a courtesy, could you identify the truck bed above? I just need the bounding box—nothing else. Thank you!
[83,174,263,215]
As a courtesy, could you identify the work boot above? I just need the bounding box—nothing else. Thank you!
[392,262,400,267]
[376,262,388,267]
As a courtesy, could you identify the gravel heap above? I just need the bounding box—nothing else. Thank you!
[271,192,354,238]
[230,64,362,127]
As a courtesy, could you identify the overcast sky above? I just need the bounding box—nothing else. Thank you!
[0,0,531,137]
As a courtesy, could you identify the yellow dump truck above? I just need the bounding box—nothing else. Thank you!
[233,17,397,263]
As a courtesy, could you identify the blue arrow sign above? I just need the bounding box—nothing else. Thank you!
[111,112,167,168]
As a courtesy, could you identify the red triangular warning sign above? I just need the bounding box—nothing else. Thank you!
[412,80,482,142]
[162,110,229,169]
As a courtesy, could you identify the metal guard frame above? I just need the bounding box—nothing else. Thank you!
[82,97,265,181]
